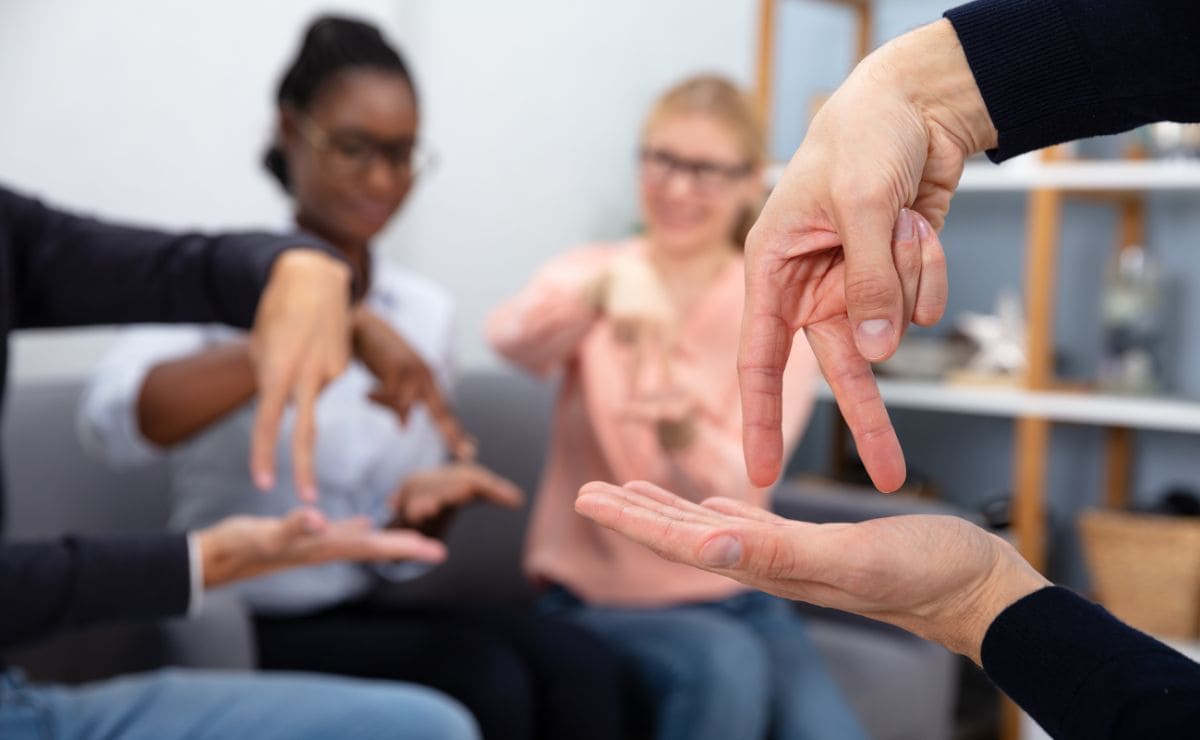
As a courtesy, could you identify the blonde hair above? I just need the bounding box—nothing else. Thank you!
[642,75,766,248]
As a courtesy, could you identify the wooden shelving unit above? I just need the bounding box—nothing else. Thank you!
[757,3,1200,736]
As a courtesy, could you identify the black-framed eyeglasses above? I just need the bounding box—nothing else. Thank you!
[298,116,438,180]
[639,147,753,194]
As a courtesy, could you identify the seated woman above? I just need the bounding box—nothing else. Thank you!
[488,75,867,740]
[78,16,622,740]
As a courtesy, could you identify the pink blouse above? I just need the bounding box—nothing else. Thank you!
[487,238,818,607]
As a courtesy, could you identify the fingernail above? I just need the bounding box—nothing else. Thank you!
[915,214,933,239]
[254,471,275,491]
[699,535,743,568]
[856,319,895,361]
[893,208,915,242]
[300,484,318,502]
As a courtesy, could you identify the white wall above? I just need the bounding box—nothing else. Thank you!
[0,0,756,382]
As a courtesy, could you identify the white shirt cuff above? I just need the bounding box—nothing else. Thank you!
[186,533,205,618]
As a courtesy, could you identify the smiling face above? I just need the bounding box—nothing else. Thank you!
[279,68,418,250]
[638,112,761,257]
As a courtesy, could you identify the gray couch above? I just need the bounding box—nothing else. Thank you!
[4,370,958,740]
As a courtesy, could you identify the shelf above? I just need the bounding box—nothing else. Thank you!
[958,156,1200,192]
[814,378,1200,434]
[765,156,1200,193]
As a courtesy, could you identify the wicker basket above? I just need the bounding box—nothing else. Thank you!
[1079,509,1200,639]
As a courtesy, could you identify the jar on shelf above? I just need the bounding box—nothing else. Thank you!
[1099,244,1163,394]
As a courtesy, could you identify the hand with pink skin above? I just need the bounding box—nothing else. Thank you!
[739,19,997,491]
[575,480,1048,665]
[197,507,447,588]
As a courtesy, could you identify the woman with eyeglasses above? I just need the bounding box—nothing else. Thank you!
[488,76,866,740]
[79,15,624,740]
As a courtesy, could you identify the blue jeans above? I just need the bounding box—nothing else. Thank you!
[0,667,478,740]
[541,589,867,740]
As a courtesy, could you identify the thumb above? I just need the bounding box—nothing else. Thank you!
[280,507,328,541]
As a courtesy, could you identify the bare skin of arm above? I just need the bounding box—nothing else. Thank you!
[137,340,258,448]
[136,305,474,457]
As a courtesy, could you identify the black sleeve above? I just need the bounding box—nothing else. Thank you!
[0,184,346,330]
[982,586,1200,739]
[945,0,1200,161]
[0,533,191,650]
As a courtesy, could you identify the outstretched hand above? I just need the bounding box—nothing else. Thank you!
[249,250,354,502]
[739,19,997,490]
[575,480,1047,664]
[388,463,524,537]
[197,507,447,588]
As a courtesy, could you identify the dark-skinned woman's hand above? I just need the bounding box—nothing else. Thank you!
[353,306,477,461]
[387,463,524,538]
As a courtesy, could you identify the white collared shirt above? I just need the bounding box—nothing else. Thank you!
[78,260,455,616]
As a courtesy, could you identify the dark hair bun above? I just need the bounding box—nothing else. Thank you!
[264,15,414,191]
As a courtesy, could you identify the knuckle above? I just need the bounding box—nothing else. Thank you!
[756,538,798,579]
[844,274,899,313]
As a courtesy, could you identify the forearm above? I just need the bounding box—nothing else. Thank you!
[488,291,599,375]
[0,534,191,650]
[944,0,1200,161]
[982,586,1200,738]
[487,250,609,375]
[2,185,349,329]
[137,341,258,446]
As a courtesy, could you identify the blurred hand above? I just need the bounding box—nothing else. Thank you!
[249,250,353,502]
[576,480,1048,665]
[353,306,477,461]
[197,507,446,588]
[739,19,998,491]
[596,253,676,345]
[388,463,524,536]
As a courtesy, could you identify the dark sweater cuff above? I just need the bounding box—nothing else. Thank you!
[71,532,192,624]
[945,0,1108,162]
[981,586,1195,738]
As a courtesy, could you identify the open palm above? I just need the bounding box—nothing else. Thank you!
[576,480,1047,663]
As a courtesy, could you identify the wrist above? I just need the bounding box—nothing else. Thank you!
[950,536,1050,665]
[273,249,353,299]
[195,527,243,589]
[875,19,998,157]
[349,304,373,350]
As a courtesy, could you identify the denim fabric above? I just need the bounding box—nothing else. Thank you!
[541,588,867,740]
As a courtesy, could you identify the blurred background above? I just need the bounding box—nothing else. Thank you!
[0,0,757,376]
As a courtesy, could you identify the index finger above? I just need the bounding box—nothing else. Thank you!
[420,381,477,462]
[805,318,906,492]
[462,466,525,508]
[290,369,322,503]
[250,360,289,491]
[738,252,797,487]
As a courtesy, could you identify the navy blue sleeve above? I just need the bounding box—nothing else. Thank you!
[0,184,346,330]
[982,586,1200,739]
[945,0,1200,161]
[0,534,190,650]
